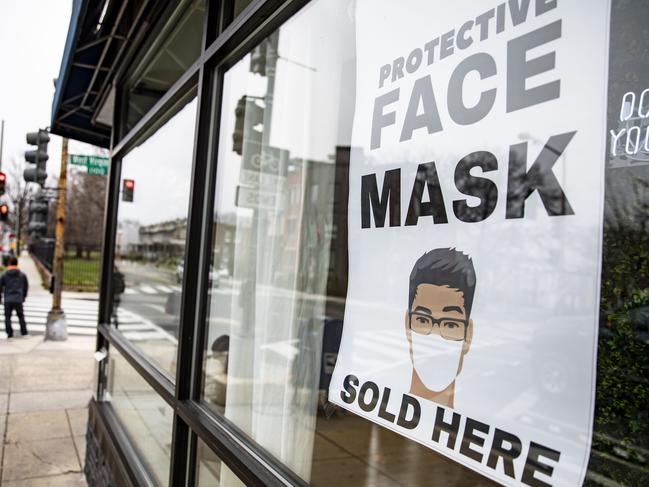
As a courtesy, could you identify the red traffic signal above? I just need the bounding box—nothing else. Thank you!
[0,172,5,196]
[0,203,9,222]
[122,179,135,202]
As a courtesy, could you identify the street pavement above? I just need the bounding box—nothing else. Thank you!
[0,336,92,486]
[0,254,92,486]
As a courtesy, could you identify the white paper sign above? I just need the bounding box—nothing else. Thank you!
[329,1,610,485]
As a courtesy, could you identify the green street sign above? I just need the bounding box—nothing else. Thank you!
[69,154,109,175]
[87,163,109,176]
[69,154,109,166]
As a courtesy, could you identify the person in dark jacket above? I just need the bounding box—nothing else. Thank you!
[0,256,29,338]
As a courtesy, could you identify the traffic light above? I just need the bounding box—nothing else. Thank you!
[24,129,49,186]
[0,172,6,195]
[122,179,135,202]
[232,96,264,155]
[249,33,278,76]
[0,203,9,222]
[249,42,269,76]
[27,196,48,237]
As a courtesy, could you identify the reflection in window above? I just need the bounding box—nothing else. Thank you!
[124,0,205,133]
[200,1,494,485]
[589,2,649,485]
[112,98,197,376]
[196,439,246,487]
[108,348,173,487]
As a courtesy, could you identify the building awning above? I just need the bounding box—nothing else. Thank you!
[51,0,163,149]
[51,0,112,148]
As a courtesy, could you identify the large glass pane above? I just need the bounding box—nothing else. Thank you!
[124,0,205,133]
[107,348,173,487]
[588,2,649,485]
[201,1,490,485]
[113,98,197,376]
[199,1,648,486]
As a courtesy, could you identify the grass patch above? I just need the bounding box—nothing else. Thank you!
[63,253,101,291]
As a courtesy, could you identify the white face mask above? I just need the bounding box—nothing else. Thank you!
[411,331,464,392]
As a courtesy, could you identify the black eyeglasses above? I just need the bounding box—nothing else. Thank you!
[408,312,467,341]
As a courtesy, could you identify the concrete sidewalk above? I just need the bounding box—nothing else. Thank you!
[0,335,94,486]
[16,254,48,299]
[0,254,95,485]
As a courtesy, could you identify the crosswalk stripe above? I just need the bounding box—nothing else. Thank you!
[53,284,186,297]
[0,296,175,342]
[138,285,157,294]
[155,285,174,293]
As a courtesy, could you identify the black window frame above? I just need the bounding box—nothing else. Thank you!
[95,1,313,486]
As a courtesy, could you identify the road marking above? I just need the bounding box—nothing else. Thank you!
[0,295,177,342]
[138,285,157,294]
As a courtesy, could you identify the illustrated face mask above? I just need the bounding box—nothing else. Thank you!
[411,330,464,392]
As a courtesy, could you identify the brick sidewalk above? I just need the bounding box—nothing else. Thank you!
[0,332,94,486]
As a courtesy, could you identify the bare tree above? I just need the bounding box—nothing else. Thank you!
[4,157,39,254]
[65,166,107,256]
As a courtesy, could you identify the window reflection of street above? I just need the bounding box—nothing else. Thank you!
[113,258,180,374]
[112,98,198,377]
[196,0,504,483]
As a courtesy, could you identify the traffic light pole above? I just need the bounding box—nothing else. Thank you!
[45,137,68,341]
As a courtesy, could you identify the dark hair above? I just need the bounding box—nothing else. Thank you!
[211,335,230,354]
[408,248,476,317]
[8,256,17,266]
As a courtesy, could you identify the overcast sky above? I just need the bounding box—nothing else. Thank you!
[0,0,103,183]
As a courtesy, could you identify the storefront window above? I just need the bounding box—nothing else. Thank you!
[589,2,649,484]
[97,0,649,485]
[200,1,493,484]
[113,98,197,376]
[107,348,174,487]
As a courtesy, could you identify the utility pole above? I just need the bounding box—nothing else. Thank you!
[46,137,68,341]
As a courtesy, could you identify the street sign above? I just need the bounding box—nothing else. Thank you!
[87,163,109,175]
[235,185,283,210]
[69,154,109,175]
[69,154,109,166]
[239,142,289,191]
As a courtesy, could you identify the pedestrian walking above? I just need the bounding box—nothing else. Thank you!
[0,256,29,338]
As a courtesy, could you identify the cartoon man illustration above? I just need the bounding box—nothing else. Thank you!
[406,248,476,407]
